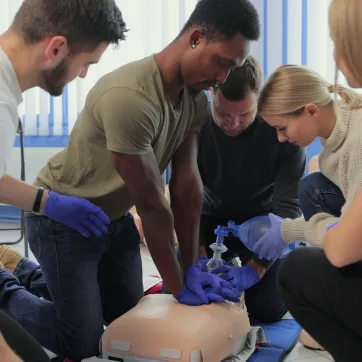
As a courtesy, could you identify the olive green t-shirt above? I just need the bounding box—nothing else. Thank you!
[35,55,208,220]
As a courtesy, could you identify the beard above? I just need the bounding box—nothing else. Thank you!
[40,58,68,97]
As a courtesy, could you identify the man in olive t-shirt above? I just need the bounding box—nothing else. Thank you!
[8,0,260,359]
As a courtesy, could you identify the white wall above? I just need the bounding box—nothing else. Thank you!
[8,148,61,184]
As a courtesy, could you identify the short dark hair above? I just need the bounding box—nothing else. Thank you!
[180,0,260,42]
[214,55,263,101]
[12,0,128,53]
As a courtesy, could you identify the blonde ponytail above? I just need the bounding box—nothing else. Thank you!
[328,84,362,109]
[258,65,362,118]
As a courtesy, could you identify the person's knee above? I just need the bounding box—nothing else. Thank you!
[298,173,324,203]
[278,248,328,301]
[278,248,308,286]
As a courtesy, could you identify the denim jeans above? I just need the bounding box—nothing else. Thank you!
[297,172,345,220]
[0,212,143,361]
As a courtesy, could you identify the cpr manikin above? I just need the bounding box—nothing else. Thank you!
[101,294,250,362]
[100,217,282,362]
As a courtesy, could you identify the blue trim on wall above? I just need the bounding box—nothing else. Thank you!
[13,135,70,148]
[282,0,288,64]
[301,0,308,65]
[49,96,54,136]
[62,86,69,136]
[263,0,268,77]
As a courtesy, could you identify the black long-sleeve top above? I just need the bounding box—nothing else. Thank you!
[198,112,306,222]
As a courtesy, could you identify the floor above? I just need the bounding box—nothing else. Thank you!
[1,228,334,362]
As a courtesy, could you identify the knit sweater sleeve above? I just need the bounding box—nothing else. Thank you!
[281,132,362,246]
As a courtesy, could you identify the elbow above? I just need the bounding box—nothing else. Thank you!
[324,240,348,268]
[169,173,203,200]
[325,252,346,268]
[135,189,172,220]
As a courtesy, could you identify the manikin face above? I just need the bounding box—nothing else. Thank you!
[263,105,321,147]
[180,31,251,93]
[210,89,257,137]
[39,38,108,96]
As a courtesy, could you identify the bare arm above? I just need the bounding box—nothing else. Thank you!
[0,175,49,213]
[323,186,362,267]
[111,151,183,296]
[0,333,22,362]
[169,131,203,271]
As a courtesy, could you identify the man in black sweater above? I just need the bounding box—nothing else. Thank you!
[198,56,306,322]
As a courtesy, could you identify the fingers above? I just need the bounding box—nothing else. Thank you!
[80,220,102,237]
[206,292,225,303]
[219,288,240,303]
[76,224,91,238]
[88,214,109,234]
[94,209,111,225]
[81,199,110,225]
[252,239,263,255]
[190,285,209,304]
[211,265,230,275]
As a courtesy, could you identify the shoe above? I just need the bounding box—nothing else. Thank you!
[299,330,324,350]
[0,246,22,273]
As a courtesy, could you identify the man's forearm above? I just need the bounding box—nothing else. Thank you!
[0,175,48,213]
[138,204,184,296]
[170,175,203,271]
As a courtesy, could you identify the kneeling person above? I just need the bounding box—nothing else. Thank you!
[198,56,306,322]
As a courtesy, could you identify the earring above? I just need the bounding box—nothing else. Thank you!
[191,43,196,49]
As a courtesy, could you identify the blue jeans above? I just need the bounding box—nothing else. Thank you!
[0,212,143,361]
[298,172,345,220]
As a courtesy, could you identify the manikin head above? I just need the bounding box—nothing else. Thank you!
[6,0,127,96]
[329,0,362,88]
[210,55,262,137]
[258,65,362,147]
[177,0,260,93]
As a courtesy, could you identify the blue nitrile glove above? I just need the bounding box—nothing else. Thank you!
[326,221,338,231]
[252,213,288,260]
[199,256,209,272]
[175,285,225,306]
[212,265,260,293]
[44,191,111,238]
[184,264,240,304]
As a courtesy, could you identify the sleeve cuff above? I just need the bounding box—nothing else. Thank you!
[281,219,307,243]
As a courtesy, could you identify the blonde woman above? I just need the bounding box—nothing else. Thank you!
[258,1,362,360]
[252,64,362,260]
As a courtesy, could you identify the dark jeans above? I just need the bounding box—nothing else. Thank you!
[279,248,362,362]
[200,214,287,323]
[0,212,143,361]
[298,172,345,220]
[0,309,50,362]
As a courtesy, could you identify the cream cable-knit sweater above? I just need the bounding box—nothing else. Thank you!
[281,104,362,246]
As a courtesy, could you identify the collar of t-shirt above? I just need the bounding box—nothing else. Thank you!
[0,47,23,106]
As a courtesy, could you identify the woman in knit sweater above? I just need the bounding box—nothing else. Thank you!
[254,64,362,258]
[256,1,362,360]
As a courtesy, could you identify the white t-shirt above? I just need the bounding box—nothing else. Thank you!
[0,47,23,178]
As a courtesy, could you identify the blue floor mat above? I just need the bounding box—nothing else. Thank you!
[248,319,302,362]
